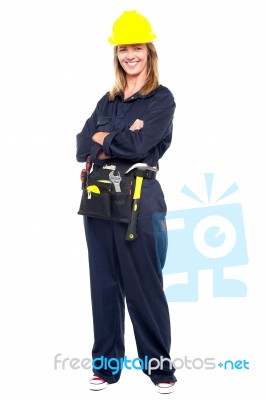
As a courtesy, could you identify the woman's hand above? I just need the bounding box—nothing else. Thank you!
[97,151,111,160]
[92,131,110,146]
[129,119,144,131]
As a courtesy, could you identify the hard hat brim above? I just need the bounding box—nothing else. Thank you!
[108,34,157,46]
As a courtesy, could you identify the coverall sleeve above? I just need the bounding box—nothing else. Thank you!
[76,104,99,162]
[102,89,176,160]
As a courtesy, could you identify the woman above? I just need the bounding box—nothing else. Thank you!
[76,10,177,394]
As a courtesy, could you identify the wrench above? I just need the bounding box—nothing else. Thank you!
[109,171,122,192]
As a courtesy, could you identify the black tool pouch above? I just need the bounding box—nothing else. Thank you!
[78,159,135,223]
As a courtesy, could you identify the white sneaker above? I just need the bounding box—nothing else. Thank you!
[156,381,176,394]
[89,376,108,391]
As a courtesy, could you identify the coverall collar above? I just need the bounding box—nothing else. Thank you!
[116,85,159,102]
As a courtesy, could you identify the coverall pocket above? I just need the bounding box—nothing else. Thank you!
[96,116,111,132]
[111,192,132,223]
[78,190,111,219]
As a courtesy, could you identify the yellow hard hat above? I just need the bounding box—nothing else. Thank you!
[108,10,157,45]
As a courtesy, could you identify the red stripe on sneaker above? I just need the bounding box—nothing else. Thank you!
[158,382,174,385]
[91,377,105,382]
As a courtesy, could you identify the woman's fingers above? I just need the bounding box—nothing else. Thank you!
[129,119,144,131]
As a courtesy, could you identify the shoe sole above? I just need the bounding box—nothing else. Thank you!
[89,383,108,391]
[156,384,175,394]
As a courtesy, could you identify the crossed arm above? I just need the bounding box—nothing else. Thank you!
[92,119,144,160]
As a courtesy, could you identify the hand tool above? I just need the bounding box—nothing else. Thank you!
[81,168,87,189]
[103,164,116,171]
[109,171,122,192]
[125,163,150,174]
[86,185,100,199]
[80,156,92,189]
[125,165,157,241]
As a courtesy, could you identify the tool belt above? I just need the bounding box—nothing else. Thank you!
[77,158,157,225]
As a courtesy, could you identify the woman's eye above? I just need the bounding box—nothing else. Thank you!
[119,48,126,52]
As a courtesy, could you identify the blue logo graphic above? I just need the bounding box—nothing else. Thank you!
[153,173,249,302]
[217,360,250,370]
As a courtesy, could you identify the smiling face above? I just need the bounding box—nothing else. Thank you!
[117,44,148,77]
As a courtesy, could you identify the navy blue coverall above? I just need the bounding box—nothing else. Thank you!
[76,85,177,385]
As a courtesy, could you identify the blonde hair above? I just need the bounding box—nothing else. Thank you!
[108,42,159,101]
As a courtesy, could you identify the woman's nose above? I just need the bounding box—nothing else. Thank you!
[126,49,136,60]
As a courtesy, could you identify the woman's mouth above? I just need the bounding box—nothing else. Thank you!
[126,61,138,67]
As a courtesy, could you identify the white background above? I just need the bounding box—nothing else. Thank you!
[0,0,265,399]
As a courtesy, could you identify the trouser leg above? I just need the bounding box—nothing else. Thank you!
[113,180,176,385]
[83,216,125,383]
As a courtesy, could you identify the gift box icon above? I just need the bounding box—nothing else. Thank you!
[153,174,249,302]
